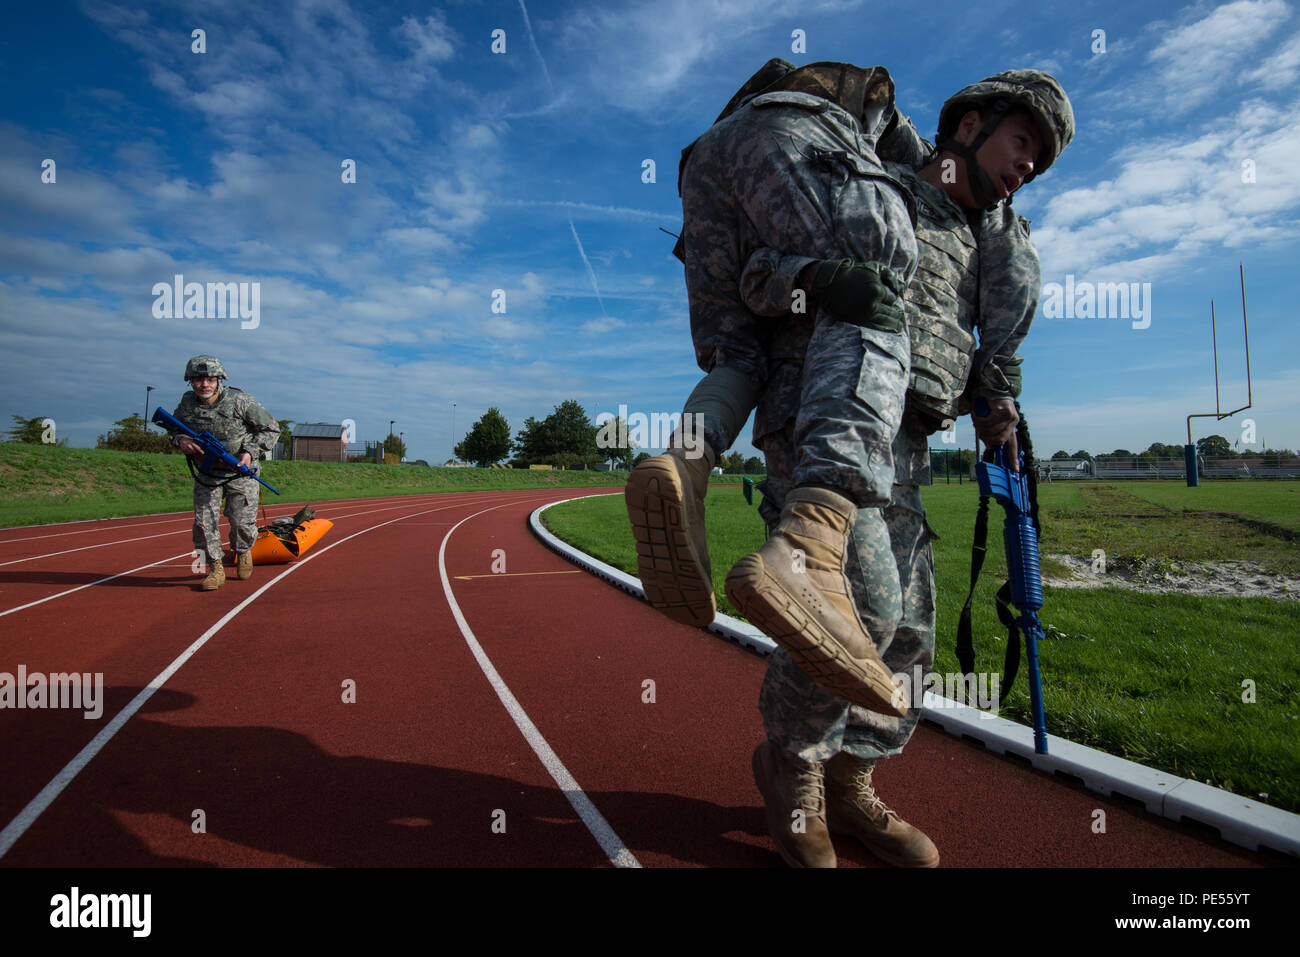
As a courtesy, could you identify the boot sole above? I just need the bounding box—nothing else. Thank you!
[625,458,716,628]
[726,554,906,717]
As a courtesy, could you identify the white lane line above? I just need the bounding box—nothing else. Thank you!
[0,503,348,545]
[0,497,500,598]
[438,498,641,869]
[0,516,191,544]
[0,500,433,567]
[0,495,515,860]
[0,495,507,617]
[0,490,486,542]
[0,551,197,618]
[0,509,194,535]
[0,531,184,568]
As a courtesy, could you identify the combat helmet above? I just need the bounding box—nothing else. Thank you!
[935,69,1075,208]
[184,355,228,381]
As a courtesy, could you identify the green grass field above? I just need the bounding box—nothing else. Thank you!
[542,480,1300,814]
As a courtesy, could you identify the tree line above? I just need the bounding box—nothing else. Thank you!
[29,408,1291,471]
[1049,437,1297,461]
[454,400,765,472]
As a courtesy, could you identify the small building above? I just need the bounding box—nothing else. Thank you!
[292,423,347,462]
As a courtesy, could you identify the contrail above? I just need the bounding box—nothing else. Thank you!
[499,198,670,221]
[518,0,554,94]
[568,216,606,316]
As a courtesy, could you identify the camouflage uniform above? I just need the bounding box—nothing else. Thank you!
[170,388,280,564]
[679,85,917,506]
[742,115,1041,762]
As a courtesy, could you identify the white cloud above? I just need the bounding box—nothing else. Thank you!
[382,227,458,254]
[396,14,457,63]
[1242,29,1300,88]
[416,173,488,231]
[581,315,624,334]
[550,0,806,111]
[1146,0,1292,109]
[191,80,280,119]
[1032,98,1300,281]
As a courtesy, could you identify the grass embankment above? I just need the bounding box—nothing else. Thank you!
[542,480,1300,814]
[0,442,635,527]
[0,442,761,528]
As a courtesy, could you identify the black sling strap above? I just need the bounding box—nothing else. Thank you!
[186,455,242,489]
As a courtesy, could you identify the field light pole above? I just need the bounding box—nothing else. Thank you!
[451,402,457,464]
[144,385,155,423]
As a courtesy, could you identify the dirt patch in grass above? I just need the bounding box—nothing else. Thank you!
[1044,553,1300,602]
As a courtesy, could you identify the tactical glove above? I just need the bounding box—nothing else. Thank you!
[809,258,906,333]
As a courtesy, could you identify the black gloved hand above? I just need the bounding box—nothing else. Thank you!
[808,258,906,332]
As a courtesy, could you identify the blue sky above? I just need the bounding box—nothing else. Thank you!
[2,0,1298,463]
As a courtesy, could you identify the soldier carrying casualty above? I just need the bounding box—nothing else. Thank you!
[625,60,1074,867]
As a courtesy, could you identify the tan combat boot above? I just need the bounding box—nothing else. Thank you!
[200,560,226,591]
[725,487,905,716]
[236,551,253,581]
[624,444,717,627]
[825,752,939,867]
[751,741,836,868]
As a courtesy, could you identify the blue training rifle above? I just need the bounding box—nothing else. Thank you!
[152,407,280,496]
[974,400,1048,754]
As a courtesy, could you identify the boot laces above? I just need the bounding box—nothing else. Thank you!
[847,765,896,822]
[791,760,826,814]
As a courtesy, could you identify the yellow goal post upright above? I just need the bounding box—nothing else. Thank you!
[1184,265,1252,487]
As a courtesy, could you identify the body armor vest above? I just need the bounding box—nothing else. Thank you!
[892,165,980,431]
[174,386,278,475]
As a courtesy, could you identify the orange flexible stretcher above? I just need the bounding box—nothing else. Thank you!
[229,506,333,565]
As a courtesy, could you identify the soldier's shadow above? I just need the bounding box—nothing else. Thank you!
[0,571,183,589]
[4,688,788,868]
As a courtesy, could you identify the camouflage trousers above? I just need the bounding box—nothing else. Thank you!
[679,94,916,505]
[193,474,261,564]
[756,418,936,763]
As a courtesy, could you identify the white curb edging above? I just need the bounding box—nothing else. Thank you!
[529,496,1300,860]
[529,495,778,656]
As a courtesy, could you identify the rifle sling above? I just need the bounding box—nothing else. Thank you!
[186,454,243,489]
[956,494,1019,699]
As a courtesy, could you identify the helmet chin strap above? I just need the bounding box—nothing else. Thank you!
[936,99,1011,211]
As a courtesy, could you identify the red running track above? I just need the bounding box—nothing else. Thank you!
[0,489,1274,868]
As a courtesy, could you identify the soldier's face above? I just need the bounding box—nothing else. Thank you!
[192,376,220,404]
[970,111,1042,202]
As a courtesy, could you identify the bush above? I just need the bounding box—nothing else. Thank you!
[97,415,174,453]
